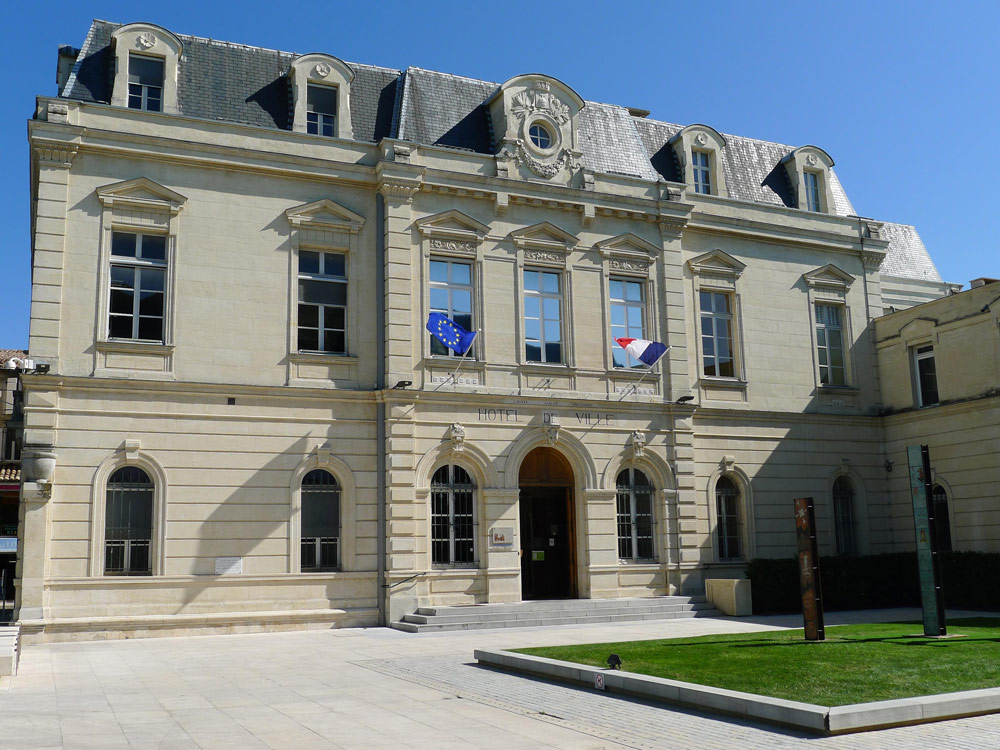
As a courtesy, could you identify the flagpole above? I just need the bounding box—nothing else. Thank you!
[618,346,670,401]
[447,330,478,385]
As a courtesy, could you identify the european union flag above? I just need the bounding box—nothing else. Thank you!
[426,312,477,355]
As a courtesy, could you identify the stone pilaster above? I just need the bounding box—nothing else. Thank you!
[14,481,52,622]
[658,206,693,402]
[482,489,520,602]
[583,488,617,598]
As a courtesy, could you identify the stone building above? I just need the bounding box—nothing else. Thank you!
[16,20,967,640]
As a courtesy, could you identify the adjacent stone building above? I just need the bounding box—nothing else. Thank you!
[15,20,975,641]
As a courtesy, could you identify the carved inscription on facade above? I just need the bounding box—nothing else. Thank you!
[429,238,476,254]
[609,258,650,273]
[524,248,563,263]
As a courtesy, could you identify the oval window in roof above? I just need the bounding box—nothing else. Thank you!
[528,123,552,150]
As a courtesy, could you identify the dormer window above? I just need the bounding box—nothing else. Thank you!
[692,150,712,194]
[781,146,835,214]
[306,84,337,137]
[804,171,822,212]
[529,123,552,150]
[127,54,164,111]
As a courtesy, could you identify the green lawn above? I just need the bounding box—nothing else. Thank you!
[514,618,1000,706]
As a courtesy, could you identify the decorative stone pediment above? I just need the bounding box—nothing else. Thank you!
[898,317,938,339]
[285,198,365,233]
[803,264,855,291]
[416,209,489,240]
[687,249,746,279]
[96,177,187,213]
[510,222,578,252]
[596,233,661,259]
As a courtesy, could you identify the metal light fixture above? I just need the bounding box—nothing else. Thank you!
[392,380,413,390]
[607,653,622,670]
[675,395,695,405]
[885,459,894,473]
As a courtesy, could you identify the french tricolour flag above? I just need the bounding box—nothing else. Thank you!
[615,338,669,367]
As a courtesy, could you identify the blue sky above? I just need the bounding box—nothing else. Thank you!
[2,0,997,348]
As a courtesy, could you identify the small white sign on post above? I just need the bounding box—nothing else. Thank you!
[215,556,243,575]
[594,672,605,691]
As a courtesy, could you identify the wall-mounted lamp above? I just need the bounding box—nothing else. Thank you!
[885,459,894,473]
[675,395,695,405]
[392,380,413,390]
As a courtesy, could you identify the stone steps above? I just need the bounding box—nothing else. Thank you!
[391,596,720,633]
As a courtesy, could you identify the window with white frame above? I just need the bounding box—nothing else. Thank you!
[306,84,337,137]
[616,468,655,561]
[300,469,340,571]
[429,258,474,357]
[700,290,735,377]
[692,150,712,194]
[524,269,563,363]
[832,476,856,556]
[431,465,476,565]
[298,250,347,354]
[815,303,846,386]
[109,231,167,342]
[804,171,822,212]
[104,466,153,575]
[127,54,164,112]
[913,344,939,407]
[610,277,646,368]
[715,475,742,560]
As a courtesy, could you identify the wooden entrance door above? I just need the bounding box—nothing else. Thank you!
[518,447,576,600]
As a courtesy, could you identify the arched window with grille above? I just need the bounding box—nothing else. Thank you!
[715,476,742,561]
[832,476,856,556]
[431,465,476,565]
[105,466,153,575]
[301,469,340,571]
[616,468,655,561]
[932,484,952,552]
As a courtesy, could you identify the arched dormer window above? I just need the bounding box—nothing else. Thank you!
[289,54,355,140]
[669,124,728,197]
[616,468,655,561]
[110,23,182,114]
[781,145,835,214]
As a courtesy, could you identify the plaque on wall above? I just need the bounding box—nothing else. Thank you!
[215,556,243,575]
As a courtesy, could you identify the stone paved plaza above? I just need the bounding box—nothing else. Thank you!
[1,610,999,749]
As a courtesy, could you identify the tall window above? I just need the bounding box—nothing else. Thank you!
[913,345,939,407]
[610,277,645,368]
[932,485,952,552]
[832,476,856,556]
[692,150,711,194]
[431,465,475,565]
[524,269,562,363]
[700,291,735,377]
[301,469,340,571]
[816,304,846,386]
[429,259,473,357]
[105,467,153,575]
[715,476,741,560]
[109,231,167,342]
[804,171,822,212]
[298,250,347,353]
[616,468,655,561]
[306,84,337,137]
[127,54,164,112]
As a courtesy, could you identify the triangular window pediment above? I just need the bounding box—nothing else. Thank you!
[596,232,660,259]
[416,209,489,239]
[285,198,365,233]
[510,221,577,251]
[899,317,939,337]
[96,177,187,212]
[803,263,854,290]
[687,249,746,278]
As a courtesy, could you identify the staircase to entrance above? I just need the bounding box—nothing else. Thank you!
[391,595,721,633]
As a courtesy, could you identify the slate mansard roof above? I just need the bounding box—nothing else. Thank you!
[59,20,941,283]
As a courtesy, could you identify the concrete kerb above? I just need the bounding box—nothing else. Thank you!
[474,648,1000,735]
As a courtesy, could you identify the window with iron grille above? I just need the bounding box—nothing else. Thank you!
[715,475,741,560]
[610,277,646,368]
[431,465,476,565]
[700,291,735,377]
[109,231,167,342]
[429,259,474,357]
[832,476,856,556]
[692,150,712,194]
[306,84,337,137]
[616,468,655,561]
[815,303,846,386]
[298,250,347,354]
[301,469,340,571]
[932,484,952,552]
[524,268,563,363]
[127,54,164,112]
[105,466,153,575]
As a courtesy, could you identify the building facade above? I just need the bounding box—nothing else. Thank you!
[15,20,969,641]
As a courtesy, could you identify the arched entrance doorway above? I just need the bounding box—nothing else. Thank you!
[519,447,576,599]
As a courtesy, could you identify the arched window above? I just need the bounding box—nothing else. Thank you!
[431,465,476,565]
[301,469,340,571]
[616,468,655,561]
[832,476,856,556]
[105,466,153,575]
[932,484,952,552]
[715,476,741,561]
